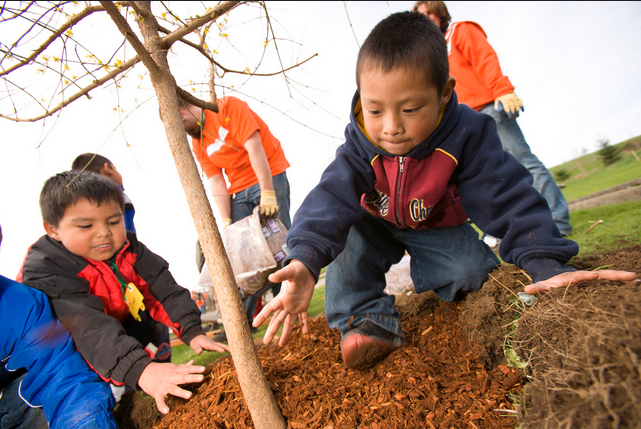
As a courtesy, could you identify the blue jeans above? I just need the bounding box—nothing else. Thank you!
[231,172,291,324]
[0,373,48,429]
[325,211,500,339]
[480,103,572,236]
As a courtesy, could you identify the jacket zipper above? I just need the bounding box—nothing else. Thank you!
[396,156,405,225]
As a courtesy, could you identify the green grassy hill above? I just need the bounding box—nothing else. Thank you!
[549,135,641,202]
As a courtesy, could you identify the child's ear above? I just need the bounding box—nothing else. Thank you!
[440,76,456,108]
[100,162,113,177]
[43,222,60,241]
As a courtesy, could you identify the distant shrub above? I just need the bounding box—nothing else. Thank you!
[596,139,622,166]
[554,168,571,183]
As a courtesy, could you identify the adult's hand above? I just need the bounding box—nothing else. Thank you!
[260,190,279,217]
[252,260,316,346]
[524,269,638,295]
[494,92,523,116]
[222,218,232,230]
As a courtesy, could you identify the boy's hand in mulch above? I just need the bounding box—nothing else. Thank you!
[525,269,638,295]
[253,260,316,347]
[138,360,205,414]
[189,334,230,355]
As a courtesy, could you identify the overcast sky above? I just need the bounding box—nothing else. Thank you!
[1,1,640,291]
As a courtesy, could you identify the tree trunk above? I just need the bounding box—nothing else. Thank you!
[101,2,286,427]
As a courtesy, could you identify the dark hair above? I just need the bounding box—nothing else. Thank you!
[356,11,449,97]
[412,1,452,34]
[71,153,113,174]
[40,170,124,227]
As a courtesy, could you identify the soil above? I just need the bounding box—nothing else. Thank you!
[115,245,641,429]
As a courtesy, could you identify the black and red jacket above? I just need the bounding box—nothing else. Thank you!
[18,232,204,389]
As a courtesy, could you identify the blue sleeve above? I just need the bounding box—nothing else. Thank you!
[0,276,118,429]
[452,111,578,282]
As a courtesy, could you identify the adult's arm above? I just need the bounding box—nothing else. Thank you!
[455,22,514,99]
[209,174,231,221]
[244,130,274,192]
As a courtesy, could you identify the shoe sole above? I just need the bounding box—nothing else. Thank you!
[341,332,397,371]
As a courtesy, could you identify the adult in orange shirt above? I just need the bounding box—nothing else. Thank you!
[180,95,291,340]
[414,1,572,239]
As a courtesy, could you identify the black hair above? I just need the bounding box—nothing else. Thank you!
[71,153,113,174]
[40,170,124,227]
[356,11,449,97]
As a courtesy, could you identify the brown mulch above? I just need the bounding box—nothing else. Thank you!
[116,245,641,429]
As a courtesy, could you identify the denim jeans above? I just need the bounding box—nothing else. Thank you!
[325,211,500,339]
[0,373,48,429]
[231,172,291,325]
[480,103,572,236]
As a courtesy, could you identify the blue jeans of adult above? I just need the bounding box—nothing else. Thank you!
[325,211,500,340]
[231,171,291,325]
[480,103,572,236]
[0,373,48,428]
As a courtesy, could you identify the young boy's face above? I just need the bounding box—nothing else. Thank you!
[360,65,454,155]
[44,198,126,261]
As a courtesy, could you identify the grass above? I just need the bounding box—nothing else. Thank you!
[549,136,641,201]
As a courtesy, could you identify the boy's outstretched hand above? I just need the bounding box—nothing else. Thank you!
[138,360,206,414]
[525,269,638,295]
[189,334,230,355]
[252,260,316,347]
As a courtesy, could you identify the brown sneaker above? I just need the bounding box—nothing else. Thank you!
[340,320,403,370]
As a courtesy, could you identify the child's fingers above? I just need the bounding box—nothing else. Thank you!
[267,265,294,284]
[154,394,170,415]
[253,295,283,327]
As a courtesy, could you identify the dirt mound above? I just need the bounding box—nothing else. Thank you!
[115,245,641,429]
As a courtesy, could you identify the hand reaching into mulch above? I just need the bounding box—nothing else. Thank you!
[253,260,316,346]
[525,269,638,295]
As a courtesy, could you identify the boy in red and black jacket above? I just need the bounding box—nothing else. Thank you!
[18,170,229,415]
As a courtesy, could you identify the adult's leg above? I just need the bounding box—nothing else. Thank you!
[480,104,572,236]
[0,373,48,429]
[401,222,500,301]
[325,211,406,338]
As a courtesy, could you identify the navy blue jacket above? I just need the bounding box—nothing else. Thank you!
[286,91,578,283]
[0,275,117,429]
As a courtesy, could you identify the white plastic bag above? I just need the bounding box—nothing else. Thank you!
[384,254,415,295]
[221,207,288,296]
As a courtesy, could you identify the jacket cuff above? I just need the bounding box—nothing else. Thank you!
[520,257,577,284]
[283,249,323,283]
[124,355,154,389]
[180,323,205,346]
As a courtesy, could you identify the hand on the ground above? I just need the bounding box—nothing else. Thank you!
[138,360,206,414]
[259,190,279,217]
[222,218,232,230]
[524,270,638,295]
[494,92,523,116]
[252,260,316,346]
[189,334,230,354]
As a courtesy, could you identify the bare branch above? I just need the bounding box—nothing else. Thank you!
[99,1,161,75]
[176,87,219,113]
[0,55,140,122]
[0,3,129,77]
[159,1,241,49]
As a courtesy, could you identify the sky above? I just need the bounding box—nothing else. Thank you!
[1,1,641,291]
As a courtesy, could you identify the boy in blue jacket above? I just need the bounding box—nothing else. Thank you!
[253,12,638,371]
[0,225,118,429]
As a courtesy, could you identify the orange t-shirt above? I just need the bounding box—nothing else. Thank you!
[445,21,515,111]
[191,96,290,194]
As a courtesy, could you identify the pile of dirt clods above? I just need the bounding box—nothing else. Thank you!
[115,245,641,429]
